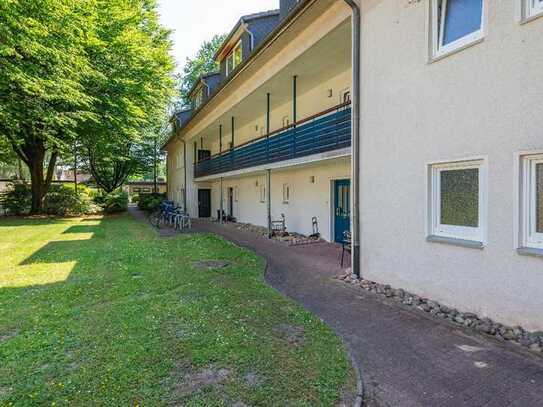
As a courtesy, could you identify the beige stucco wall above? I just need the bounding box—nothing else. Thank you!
[208,157,351,242]
[359,0,543,330]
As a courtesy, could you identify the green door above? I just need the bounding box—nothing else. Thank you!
[334,179,351,243]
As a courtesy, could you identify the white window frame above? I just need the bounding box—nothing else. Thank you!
[225,40,242,77]
[428,159,487,244]
[520,154,543,250]
[282,183,290,204]
[430,0,485,60]
[259,183,266,203]
[524,0,543,20]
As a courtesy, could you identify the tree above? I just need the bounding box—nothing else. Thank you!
[0,0,96,212]
[80,0,175,194]
[179,34,226,106]
[132,120,170,192]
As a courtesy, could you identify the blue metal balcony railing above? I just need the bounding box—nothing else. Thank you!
[194,103,351,179]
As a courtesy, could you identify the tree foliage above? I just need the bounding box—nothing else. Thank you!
[179,34,226,106]
[0,0,96,212]
[0,0,175,211]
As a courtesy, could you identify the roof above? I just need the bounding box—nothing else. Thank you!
[162,0,312,150]
[187,72,221,100]
[173,109,193,128]
[213,9,280,62]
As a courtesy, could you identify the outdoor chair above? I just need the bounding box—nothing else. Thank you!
[173,212,191,231]
[271,214,286,236]
[341,231,351,268]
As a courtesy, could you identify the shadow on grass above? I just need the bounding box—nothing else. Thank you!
[62,225,101,235]
[0,217,71,227]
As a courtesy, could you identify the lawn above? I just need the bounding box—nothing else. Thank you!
[0,213,352,406]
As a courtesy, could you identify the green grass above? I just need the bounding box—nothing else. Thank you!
[0,214,352,406]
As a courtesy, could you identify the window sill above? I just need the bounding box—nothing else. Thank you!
[428,36,484,64]
[517,247,543,258]
[427,235,485,249]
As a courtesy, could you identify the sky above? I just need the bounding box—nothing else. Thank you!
[158,0,280,73]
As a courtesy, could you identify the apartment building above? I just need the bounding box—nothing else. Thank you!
[358,0,543,330]
[164,0,354,242]
[165,0,543,330]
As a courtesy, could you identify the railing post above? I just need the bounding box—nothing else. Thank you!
[231,116,235,171]
[292,75,297,159]
[219,124,222,173]
[266,92,270,163]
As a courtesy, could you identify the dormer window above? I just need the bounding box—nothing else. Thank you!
[193,85,206,109]
[226,40,243,76]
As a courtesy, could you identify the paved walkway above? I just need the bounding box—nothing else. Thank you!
[192,220,543,407]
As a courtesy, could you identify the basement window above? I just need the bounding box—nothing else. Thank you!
[431,0,485,59]
[428,159,486,245]
[520,154,543,250]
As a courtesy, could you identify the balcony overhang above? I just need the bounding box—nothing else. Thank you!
[194,146,351,182]
[194,104,351,181]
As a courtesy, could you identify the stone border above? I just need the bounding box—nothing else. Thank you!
[336,270,543,355]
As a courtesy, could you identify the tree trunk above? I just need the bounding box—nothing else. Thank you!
[23,141,59,214]
[28,146,46,214]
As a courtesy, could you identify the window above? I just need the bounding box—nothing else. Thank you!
[429,159,486,243]
[525,0,543,19]
[193,86,206,109]
[282,183,290,204]
[431,0,484,59]
[225,41,243,77]
[176,151,183,170]
[520,154,543,250]
[259,183,266,203]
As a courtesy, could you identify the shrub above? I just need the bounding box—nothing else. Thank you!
[101,191,128,213]
[43,185,97,216]
[0,183,32,215]
[0,183,100,216]
[137,193,165,212]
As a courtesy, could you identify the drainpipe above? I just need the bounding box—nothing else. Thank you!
[242,21,255,51]
[343,0,361,279]
[219,124,223,154]
[183,140,187,213]
[231,117,235,149]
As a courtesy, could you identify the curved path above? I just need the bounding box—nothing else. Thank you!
[192,219,543,407]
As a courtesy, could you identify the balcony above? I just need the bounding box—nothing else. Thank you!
[194,103,351,179]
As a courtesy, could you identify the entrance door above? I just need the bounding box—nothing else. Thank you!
[334,179,351,243]
[198,189,211,218]
[227,187,234,218]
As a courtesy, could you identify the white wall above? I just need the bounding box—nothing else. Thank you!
[207,157,351,241]
[359,0,543,330]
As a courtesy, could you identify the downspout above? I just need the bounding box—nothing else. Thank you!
[241,21,255,50]
[343,0,361,279]
[183,140,187,213]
